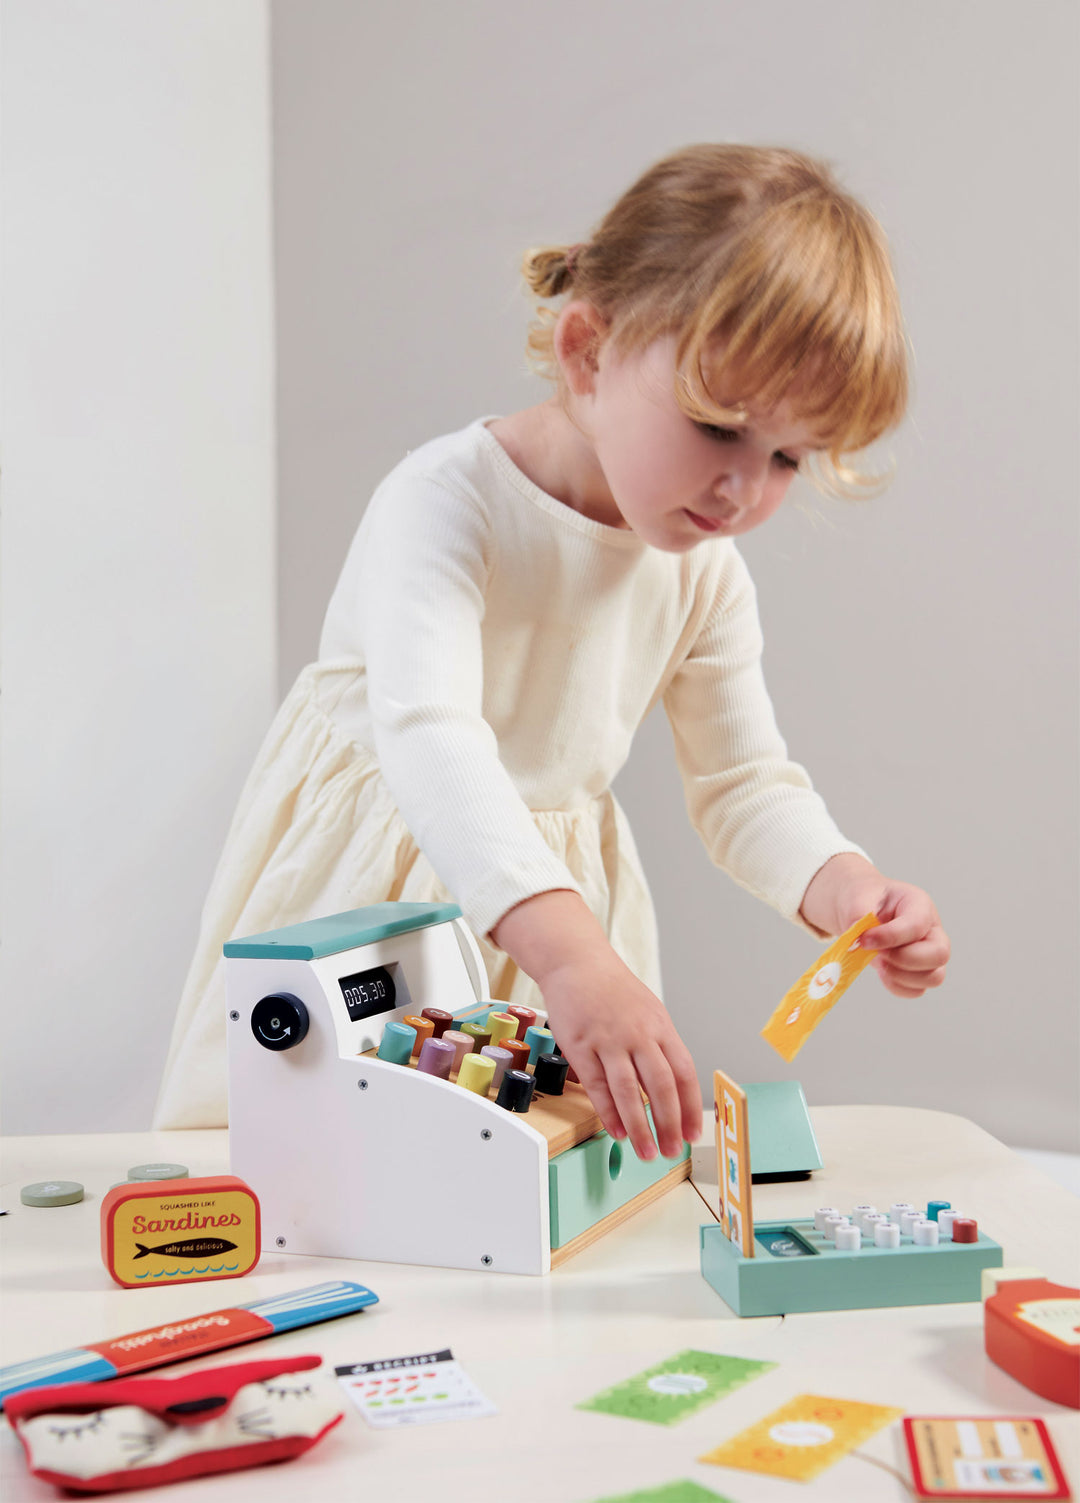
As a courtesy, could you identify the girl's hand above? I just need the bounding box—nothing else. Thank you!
[491,891,702,1160]
[800,853,951,997]
[539,950,702,1161]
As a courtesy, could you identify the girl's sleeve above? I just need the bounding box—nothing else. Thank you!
[661,547,868,928]
[351,475,584,938]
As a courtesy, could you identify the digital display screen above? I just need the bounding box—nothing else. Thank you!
[338,965,397,1023]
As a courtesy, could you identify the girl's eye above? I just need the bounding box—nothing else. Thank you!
[696,421,801,472]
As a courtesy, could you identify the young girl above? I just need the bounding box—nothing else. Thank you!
[155,143,950,1156]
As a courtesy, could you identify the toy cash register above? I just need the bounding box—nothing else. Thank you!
[226,902,689,1275]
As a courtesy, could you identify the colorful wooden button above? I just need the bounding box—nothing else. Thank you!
[457,1054,496,1096]
[485,1011,519,1048]
[402,1015,434,1056]
[420,1007,454,1038]
[506,1006,536,1040]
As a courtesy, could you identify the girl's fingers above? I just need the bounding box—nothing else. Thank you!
[878,975,930,998]
[571,1053,627,1143]
[632,1044,684,1159]
[861,911,932,950]
[602,1058,658,1160]
[875,935,951,972]
[860,887,941,949]
[872,957,947,994]
[665,1037,705,1145]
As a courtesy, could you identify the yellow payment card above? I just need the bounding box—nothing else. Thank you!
[699,1391,904,1481]
[761,912,880,1062]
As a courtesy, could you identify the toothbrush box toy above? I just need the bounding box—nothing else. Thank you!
[225,902,690,1276]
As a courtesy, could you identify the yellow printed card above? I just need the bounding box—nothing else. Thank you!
[713,1070,755,1258]
[699,1392,904,1481]
[760,912,880,1061]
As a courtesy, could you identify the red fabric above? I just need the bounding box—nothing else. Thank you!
[3,1354,321,1423]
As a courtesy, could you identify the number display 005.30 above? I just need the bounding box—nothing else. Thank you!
[339,965,396,1023]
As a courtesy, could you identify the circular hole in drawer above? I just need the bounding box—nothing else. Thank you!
[608,1140,623,1181]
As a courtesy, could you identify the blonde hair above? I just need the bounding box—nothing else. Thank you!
[523,144,909,497]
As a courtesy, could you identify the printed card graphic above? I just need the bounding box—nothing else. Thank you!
[587,1482,735,1503]
[761,913,880,1061]
[576,1350,776,1427]
[336,1349,495,1428]
[699,1392,903,1481]
[713,1070,754,1256]
[904,1416,1070,1498]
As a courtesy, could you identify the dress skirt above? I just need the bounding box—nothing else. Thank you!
[153,661,662,1127]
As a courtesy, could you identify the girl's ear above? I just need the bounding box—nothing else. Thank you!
[553,301,609,395]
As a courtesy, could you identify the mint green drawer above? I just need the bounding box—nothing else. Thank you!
[548,1120,690,1248]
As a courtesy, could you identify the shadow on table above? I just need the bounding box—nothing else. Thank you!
[920,1321,1062,1411]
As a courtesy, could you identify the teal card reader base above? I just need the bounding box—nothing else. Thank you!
[744,1081,823,1182]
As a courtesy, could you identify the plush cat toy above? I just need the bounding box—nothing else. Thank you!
[3,1354,343,1493]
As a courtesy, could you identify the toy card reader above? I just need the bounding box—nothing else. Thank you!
[744,1081,823,1182]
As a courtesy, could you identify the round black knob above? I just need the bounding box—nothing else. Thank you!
[250,993,309,1051]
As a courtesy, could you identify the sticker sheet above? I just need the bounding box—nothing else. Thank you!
[336,1348,495,1428]
[904,1415,1071,1498]
[713,1070,755,1257]
[576,1349,776,1426]
[699,1391,904,1481]
[760,912,880,1061]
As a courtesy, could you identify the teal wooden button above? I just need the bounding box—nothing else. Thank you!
[524,1025,555,1067]
[21,1180,84,1207]
[377,1020,417,1065]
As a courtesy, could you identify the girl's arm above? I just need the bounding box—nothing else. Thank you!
[662,546,871,927]
[350,474,699,1153]
[491,890,702,1160]
[664,546,950,995]
[349,473,589,937]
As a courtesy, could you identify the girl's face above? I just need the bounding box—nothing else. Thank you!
[580,334,822,552]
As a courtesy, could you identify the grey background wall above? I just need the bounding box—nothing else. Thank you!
[272,0,1078,1149]
[2,2,276,1132]
[3,2,1076,1147]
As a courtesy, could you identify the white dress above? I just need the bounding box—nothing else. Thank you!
[154,419,864,1127]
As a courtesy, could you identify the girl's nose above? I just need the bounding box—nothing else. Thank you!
[715,455,767,512]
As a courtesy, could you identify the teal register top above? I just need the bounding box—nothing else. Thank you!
[223,902,462,960]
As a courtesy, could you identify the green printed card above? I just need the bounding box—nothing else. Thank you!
[576,1348,776,1426]
[586,1482,733,1503]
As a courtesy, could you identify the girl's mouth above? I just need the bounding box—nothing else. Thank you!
[685,509,723,533]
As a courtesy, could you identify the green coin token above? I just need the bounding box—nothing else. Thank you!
[21,1180,84,1207]
[127,1163,189,1182]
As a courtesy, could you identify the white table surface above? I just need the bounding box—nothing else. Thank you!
[2,1107,1077,1503]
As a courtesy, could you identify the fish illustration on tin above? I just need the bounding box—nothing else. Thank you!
[133,1237,238,1261]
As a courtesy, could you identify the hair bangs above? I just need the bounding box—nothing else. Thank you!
[674,192,909,496]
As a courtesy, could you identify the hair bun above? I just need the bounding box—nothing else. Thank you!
[522,245,579,299]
